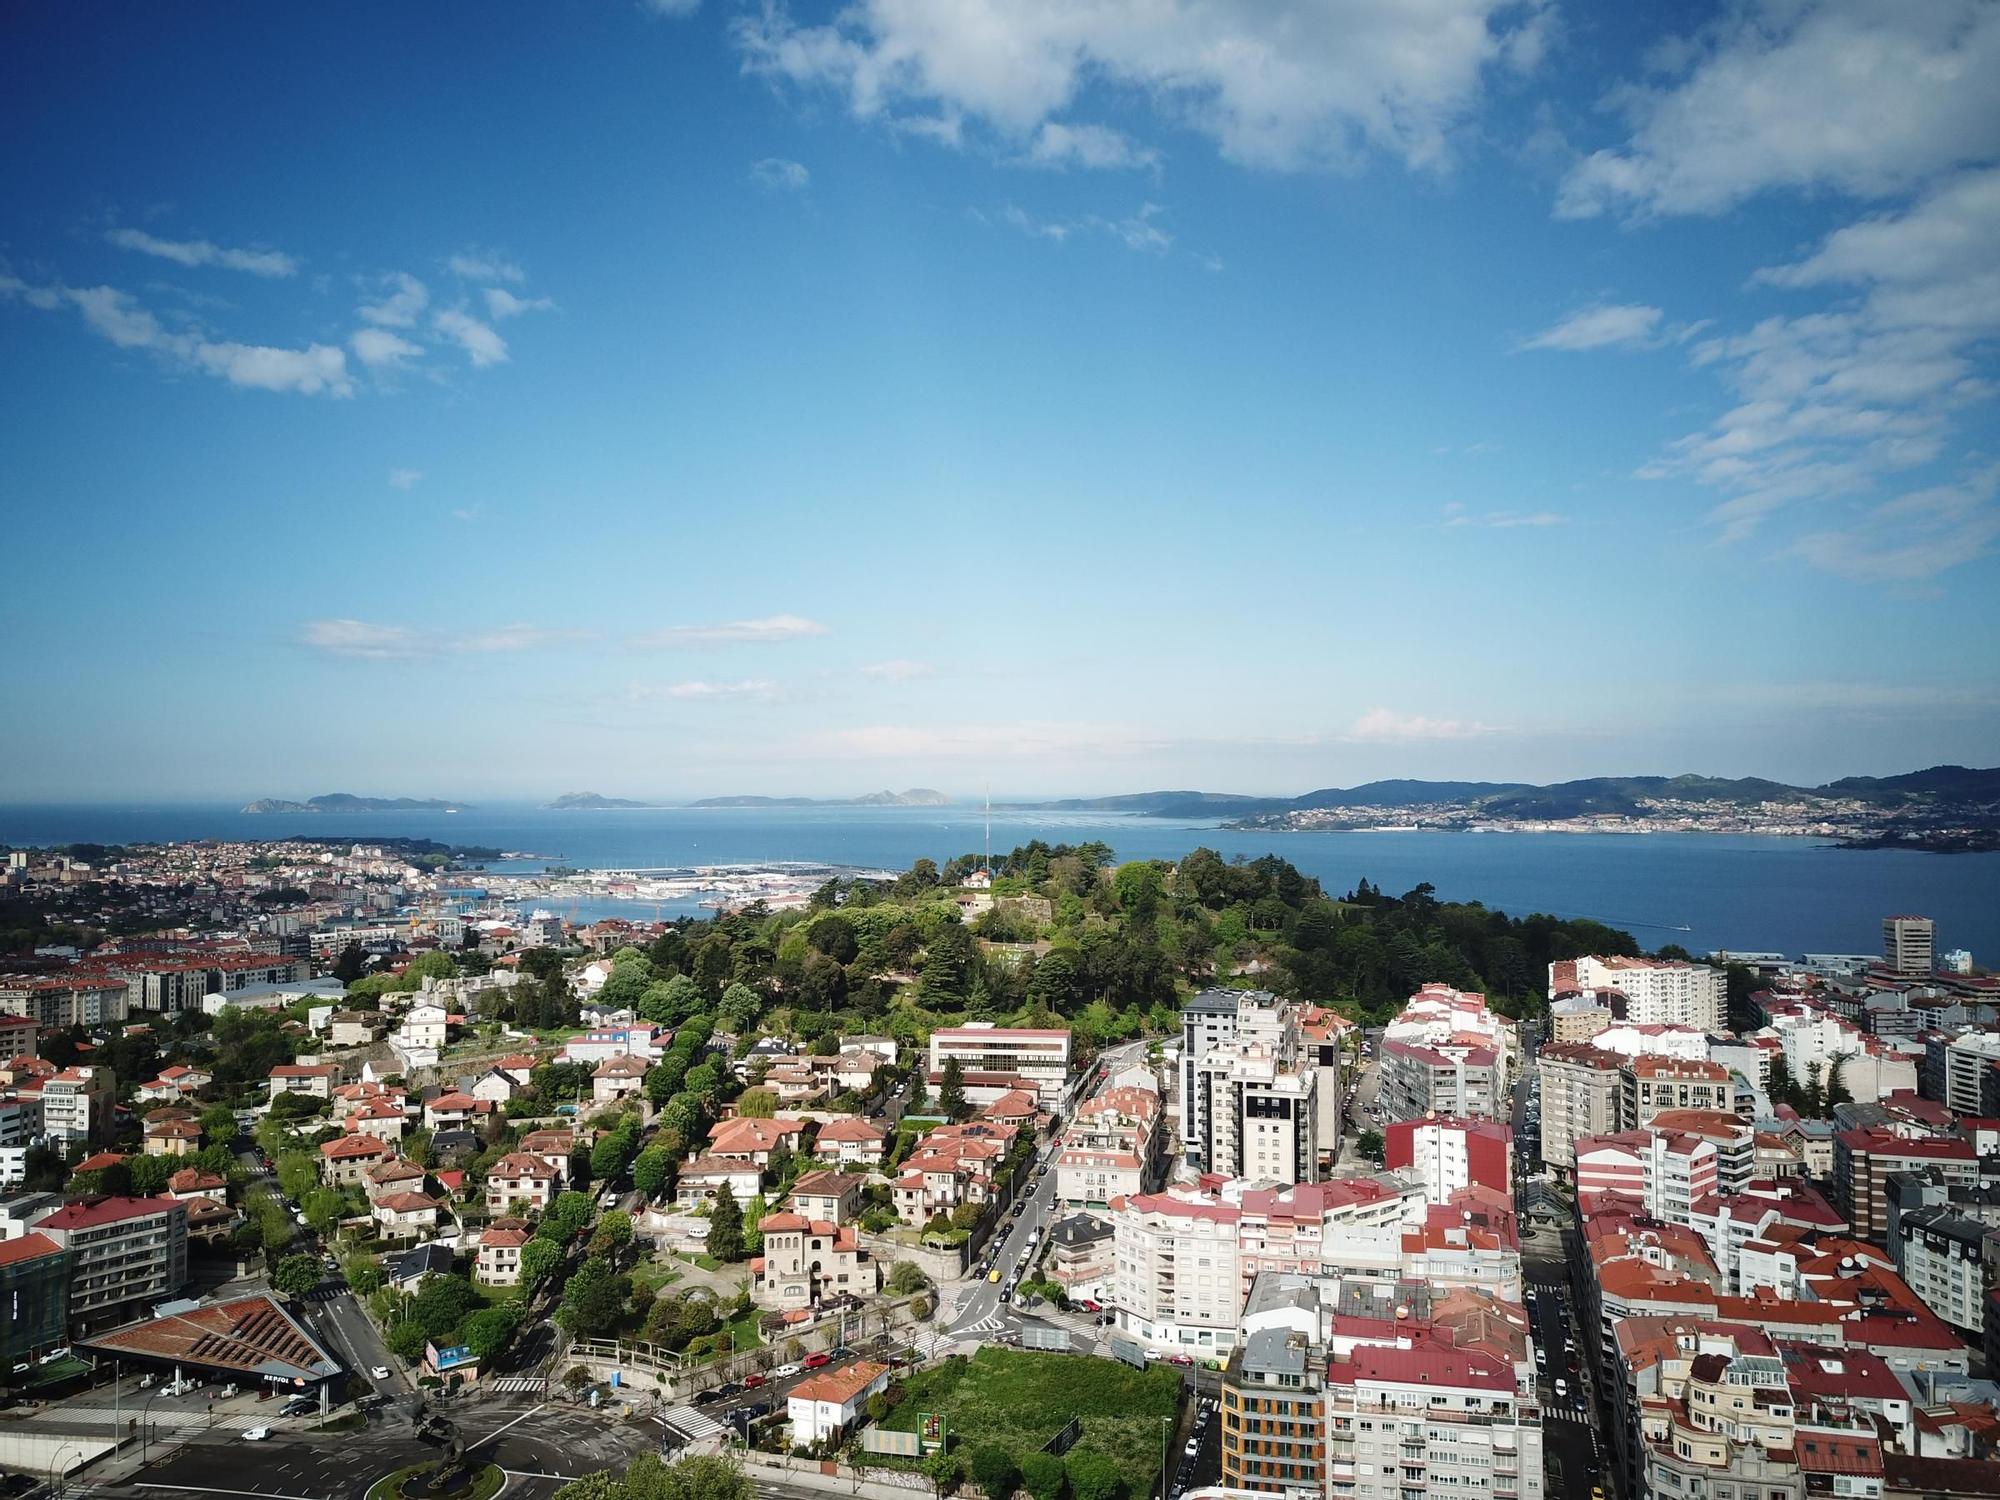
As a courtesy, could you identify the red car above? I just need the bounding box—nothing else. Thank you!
[1168,1354,1194,1367]
[742,1374,767,1389]
[1078,1299,1101,1313]
[802,1353,831,1370]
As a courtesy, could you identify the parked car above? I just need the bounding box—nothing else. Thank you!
[693,1389,722,1406]
[1168,1354,1194,1367]
[828,1347,854,1360]
[803,1352,831,1369]
[742,1374,767,1390]
[714,1382,744,1398]
[281,1397,316,1417]
[1185,1439,1199,1457]
[771,1364,801,1379]
[1554,1380,1568,1397]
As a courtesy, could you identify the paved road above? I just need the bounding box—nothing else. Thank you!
[943,1039,1148,1345]
[1521,1238,1601,1499]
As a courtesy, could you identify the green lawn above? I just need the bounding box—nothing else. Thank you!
[674,1250,722,1272]
[882,1347,1182,1500]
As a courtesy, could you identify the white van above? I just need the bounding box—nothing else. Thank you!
[242,1426,272,1442]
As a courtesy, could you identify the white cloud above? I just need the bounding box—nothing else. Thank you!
[985,201,1175,254]
[357,272,429,328]
[1557,1,2000,219]
[105,227,298,278]
[350,327,424,368]
[1634,168,2000,572]
[1520,302,1664,351]
[859,659,936,682]
[1442,508,1564,528]
[447,250,525,284]
[1023,122,1159,172]
[1787,465,2000,583]
[451,507,481,522]
[1345,708,1496,742]
[995,203,1070,243]
[0,278,353,397]
[388,468,423,490]
[750,157,811,190]
[299,619,426,660]
[299,618,589,659]
[432,308,509,367]
[1093,202,1172,254]
[455,624,592,652]
[483,287,555,320]
[633,614,831,646]
[644,679,779,701]
[734,0,1549,173]
[192,340,351,396]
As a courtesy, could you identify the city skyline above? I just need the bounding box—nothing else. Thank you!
[5,2,1998,799]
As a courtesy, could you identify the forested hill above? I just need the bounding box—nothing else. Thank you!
[1003,765,2000,821]
[551,843,1648,1053]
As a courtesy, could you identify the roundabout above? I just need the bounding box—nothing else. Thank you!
[366,1458,506,1500]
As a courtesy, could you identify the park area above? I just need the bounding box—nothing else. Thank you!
[879,1347,1183,1500]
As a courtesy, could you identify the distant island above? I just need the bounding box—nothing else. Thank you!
[545,792,660,810]
[692,788,952,809]
[242,794,470,814]
[1004,765,2000,850]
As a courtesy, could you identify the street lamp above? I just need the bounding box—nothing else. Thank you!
[48,1440,80,1498]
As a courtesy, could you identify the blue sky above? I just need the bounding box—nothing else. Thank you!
[3,1,1996,801]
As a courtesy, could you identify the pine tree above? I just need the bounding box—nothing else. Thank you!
[708,1181,745,1262]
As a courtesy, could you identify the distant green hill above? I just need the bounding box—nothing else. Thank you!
[242,794,469,814]
[1004,765,2000,821]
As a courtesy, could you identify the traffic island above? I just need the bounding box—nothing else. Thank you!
[365,1459,504,1500]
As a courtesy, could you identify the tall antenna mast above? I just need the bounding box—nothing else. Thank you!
[984,781,991,873]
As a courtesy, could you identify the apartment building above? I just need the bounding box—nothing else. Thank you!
[1111,1187,1244,1355]
[1551,955,1726,1033]
[1325,1342,1544,1500]
[1057,1084,1163,1207]
[926,1024,1072,1107]
[1576,1112,1756,1228]
[0,975,128,1028]
[1891,1207,1992,1334]
[1182,989,1244,1166]
[1537,1042,1623,1173]
[1195,992,1325,1183]
[33,1195,189,1328]
[1624,1056,1733,1128]
[0,1233,71,1366]
[1832,1128,1977,1243]
[1922,1029,2000,1116]
[1383,1115,1512,1198]
[1377,985,1512,1124]
[1547,991,1613,1043]
[40,1065,112,1145]
[1883,915,1935,979]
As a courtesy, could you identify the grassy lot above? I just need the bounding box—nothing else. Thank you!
[674,1250,722,1272]
[630,1263,683,1297]
[881,1347,1182,1500]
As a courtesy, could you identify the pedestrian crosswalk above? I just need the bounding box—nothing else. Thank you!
[1542,1408,1594,1424]
[488,1375,546,1394]
[912,1330,960,1357]
[658,1404,726,1442]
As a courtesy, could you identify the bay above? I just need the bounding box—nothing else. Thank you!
[2,802,1995,964]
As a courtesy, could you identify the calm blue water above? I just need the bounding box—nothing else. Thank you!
[3,802,1996,961]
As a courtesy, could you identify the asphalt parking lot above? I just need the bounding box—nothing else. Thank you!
[100,1397,660,1500]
